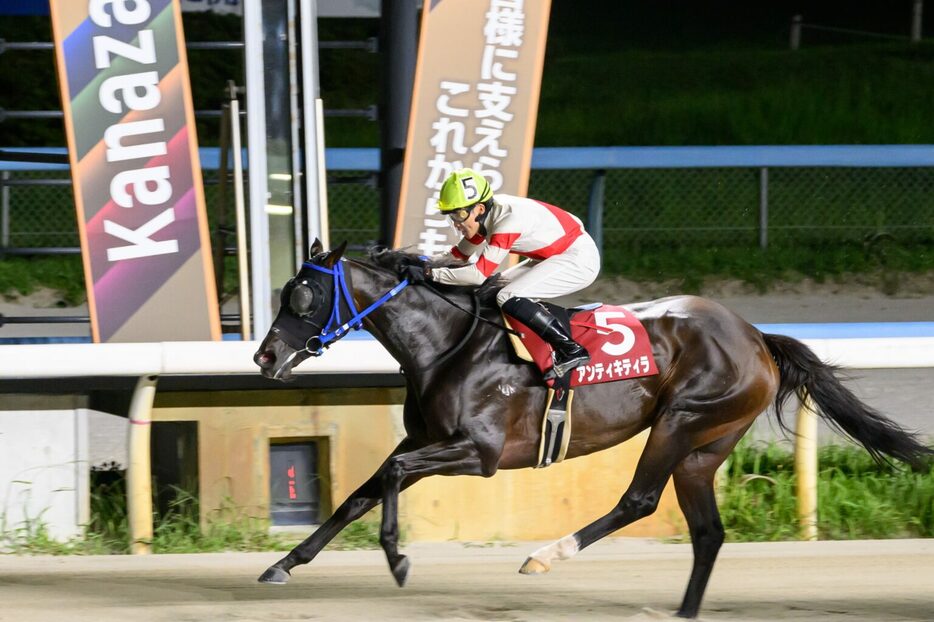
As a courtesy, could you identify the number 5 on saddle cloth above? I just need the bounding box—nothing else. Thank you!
[503,302,659,468]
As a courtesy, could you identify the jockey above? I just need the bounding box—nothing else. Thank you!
[400,168,601,379]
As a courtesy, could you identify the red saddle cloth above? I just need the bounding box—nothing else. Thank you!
[507,304,659,388]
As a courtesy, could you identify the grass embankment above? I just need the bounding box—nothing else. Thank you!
[2,444,930,554]
[536,42,934,147]
[605,242,934,294]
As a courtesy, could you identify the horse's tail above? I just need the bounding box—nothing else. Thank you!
[762,332,933,469]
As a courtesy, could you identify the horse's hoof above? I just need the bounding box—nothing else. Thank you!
[257,565,291,584]
[390,555,411,587]
[518,556,550,575]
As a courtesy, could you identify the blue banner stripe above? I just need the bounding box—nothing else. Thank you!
[62,0,174,99]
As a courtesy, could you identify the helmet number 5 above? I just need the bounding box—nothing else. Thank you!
[460,177,478,201]
[594,311,636,356]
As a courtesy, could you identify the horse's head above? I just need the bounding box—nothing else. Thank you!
[254,238,348,381]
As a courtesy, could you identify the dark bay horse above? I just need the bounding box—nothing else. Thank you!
[253,240,932,618]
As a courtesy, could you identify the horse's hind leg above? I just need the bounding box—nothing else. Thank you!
[258,437,424,584]
[671,430,747,619]
[520,419,692,574]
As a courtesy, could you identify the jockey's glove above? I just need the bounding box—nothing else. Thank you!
[399,263,432,283]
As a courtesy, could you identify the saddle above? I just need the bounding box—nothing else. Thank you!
[503,301,659,468]
[505,301,583,369]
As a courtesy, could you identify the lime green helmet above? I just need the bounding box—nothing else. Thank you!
[437,168,493,212]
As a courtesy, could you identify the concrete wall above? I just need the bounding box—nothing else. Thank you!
[0,396,90,541]
[153,388,684,541]
[87,410,128,468]
[152,388,405,526]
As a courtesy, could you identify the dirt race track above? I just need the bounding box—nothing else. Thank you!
[1,538,932,622]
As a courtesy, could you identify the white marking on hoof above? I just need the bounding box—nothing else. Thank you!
[521,535,579,574]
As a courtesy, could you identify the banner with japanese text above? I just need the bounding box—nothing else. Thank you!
[50,0,220,342]
[394,0,551,254]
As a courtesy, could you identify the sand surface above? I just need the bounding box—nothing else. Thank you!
[1,538,932,621]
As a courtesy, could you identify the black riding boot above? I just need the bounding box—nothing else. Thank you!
[502,297,590,378]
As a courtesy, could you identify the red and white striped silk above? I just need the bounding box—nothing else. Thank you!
[432,195,584,286]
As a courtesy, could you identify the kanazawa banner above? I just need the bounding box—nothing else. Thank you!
[394,0,552,254]
[50,0,220,342]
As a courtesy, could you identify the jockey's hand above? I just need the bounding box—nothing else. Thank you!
[399,263,432,284]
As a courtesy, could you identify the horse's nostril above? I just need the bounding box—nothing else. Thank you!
[255,351,275,368]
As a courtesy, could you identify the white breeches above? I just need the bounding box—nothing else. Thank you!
[495,233,601,306]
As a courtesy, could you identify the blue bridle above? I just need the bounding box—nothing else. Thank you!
[302,259,409,356]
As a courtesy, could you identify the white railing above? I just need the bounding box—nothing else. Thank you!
[0,337,397,377]
[4,330,931,378]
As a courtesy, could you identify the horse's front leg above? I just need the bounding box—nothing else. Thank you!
[258,437,423,584]
[380,435,487,586]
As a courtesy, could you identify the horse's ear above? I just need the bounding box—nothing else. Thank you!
[322,240,348,268]
[309,238,323,258]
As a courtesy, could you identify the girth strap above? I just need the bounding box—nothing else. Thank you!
[536,373,573,468]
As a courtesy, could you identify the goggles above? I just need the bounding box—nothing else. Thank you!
[444,204,476,224]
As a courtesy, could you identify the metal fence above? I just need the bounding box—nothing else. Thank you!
[3,147,934,270]
[329,164,934,253]
[579,166,934,245]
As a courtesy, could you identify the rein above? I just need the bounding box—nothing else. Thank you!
[423,282,522,338]
[285,259,519,374]
[415,289,480,372]
[396,281,520,373]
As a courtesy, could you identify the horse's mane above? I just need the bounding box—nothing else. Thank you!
[364,247,503,307]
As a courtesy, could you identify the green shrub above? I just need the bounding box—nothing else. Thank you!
[720,442,934,542]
